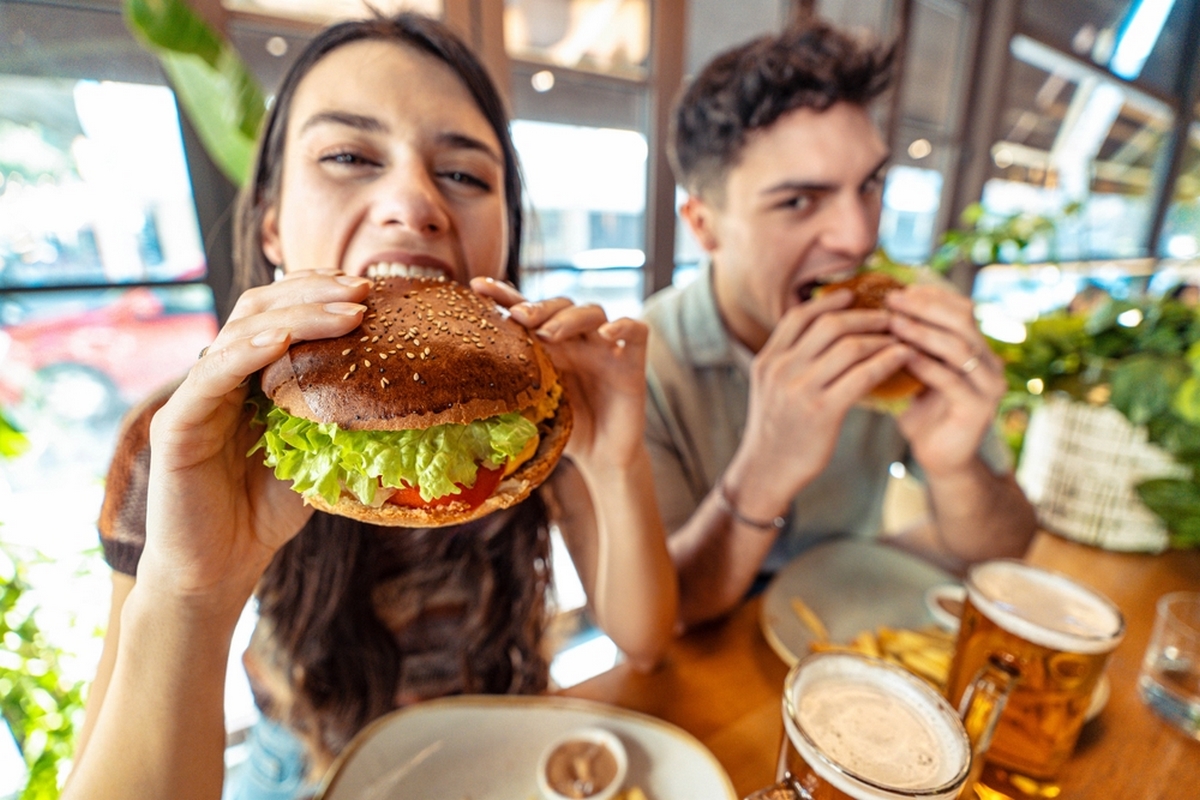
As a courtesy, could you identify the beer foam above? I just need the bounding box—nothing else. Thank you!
[788,655,968,799]
[967,561,1124,654]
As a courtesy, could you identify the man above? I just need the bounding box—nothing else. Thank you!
[645,22,1037,628]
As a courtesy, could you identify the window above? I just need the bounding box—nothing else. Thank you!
[980,35,1174,261]
[1159,102,1200,259]
[0,3,220,771]
[504,0,650,79]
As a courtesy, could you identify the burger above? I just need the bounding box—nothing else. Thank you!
[820,268,925,406]
[253,273,572,527]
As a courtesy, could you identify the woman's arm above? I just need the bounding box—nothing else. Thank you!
[473,279,678,669]
[64,271,370,800]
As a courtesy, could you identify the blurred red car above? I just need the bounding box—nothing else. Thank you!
[0,286,217,424]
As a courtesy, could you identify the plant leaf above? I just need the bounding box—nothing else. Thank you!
[123,0,264,186]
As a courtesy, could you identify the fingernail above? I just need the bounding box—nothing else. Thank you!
[536,324,560,340]
[251,328,290,347]
[483,276,496,283]
[336,275,370,287]
[324,302,366,315]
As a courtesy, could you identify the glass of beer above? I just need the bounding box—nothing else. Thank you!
[945,559,1125,783]
[745,652,973,800]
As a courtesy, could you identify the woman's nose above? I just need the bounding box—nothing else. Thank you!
[370,161,450,235]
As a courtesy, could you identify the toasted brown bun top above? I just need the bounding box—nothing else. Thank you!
[825,270,906,309]
[262,276,558,430]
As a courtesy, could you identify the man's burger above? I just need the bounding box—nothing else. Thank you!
[254,274,572,527]
[820,267,925,406]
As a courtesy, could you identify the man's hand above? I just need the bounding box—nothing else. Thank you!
[885,284,1006,478]
[723,288,914,519]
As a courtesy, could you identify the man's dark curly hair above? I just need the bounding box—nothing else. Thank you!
[670,22,895,201]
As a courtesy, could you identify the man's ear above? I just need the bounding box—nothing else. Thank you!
[261,206,283,267]
[680,195,719,253]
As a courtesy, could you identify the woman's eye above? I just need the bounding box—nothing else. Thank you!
[320,151,376,167]
[440,170,490,191]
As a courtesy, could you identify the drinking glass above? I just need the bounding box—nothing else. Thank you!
[945,559,1124,788]
[1138,591,1200,739]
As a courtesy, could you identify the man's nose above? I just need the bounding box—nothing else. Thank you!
[370,160,450,235]
[821,192,880,258]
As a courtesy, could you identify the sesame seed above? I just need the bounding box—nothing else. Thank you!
[381,378,389,388]
[407,352,416,359]
[413,373,420,381]
[364,360,371,367]
[360,336,369,342]
[350,363,358,372]
[341,348,352,356]
[342,372,351,380]
[380,353,388,360]
[372,335,380,343]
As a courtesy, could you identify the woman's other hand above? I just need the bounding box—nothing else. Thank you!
[138,271,369,609]
[471,277,649,473]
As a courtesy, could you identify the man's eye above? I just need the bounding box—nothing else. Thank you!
[863,173,886,194]
[780,195,814,212]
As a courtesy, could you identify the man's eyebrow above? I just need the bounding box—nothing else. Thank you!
[298,111,388,135]
[437,132,502,164]
[760,154,893,197]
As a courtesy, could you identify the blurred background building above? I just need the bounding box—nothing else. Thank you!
[0,0,1198,792]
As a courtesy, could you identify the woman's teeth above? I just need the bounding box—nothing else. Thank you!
[366,263,448,280]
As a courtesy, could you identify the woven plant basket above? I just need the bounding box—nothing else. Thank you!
[1015,396,1186,553]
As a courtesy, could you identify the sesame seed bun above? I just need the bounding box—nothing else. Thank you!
[260,276,571,527]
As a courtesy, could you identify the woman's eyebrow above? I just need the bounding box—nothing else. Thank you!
[438,132,502,164]
[299,111,387,134]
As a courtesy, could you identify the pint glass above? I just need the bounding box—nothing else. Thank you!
[746,652,972,800]
[945,560,1124,781]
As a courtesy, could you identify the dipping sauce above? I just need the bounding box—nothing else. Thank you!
[544,739,619,798]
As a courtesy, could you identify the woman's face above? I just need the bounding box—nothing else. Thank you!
[262,40,509,284]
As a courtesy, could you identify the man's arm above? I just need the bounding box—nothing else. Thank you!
[657,292,914,628]
[885,284,1038,566]
[890,459,1036,572]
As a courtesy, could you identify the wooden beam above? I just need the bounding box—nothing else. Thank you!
[643,0,685,297]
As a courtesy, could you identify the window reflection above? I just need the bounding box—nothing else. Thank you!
[1160,105,1200,259]
[0,78,206,289]
[1019,0,1189,95]
[505,0,650,80]
[512,120,645,317]
[981,35,1173,261]
[221,0,443,24]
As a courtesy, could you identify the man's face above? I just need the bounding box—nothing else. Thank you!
[683,102,889,352]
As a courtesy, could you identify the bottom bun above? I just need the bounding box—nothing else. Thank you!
[870,369,924,402]
[307,396,573,528]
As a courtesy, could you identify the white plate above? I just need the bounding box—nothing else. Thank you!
[761,538,955,666]
[316,695,737,800]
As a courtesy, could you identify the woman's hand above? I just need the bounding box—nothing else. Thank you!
[470,278,649,473]
[886,284,1007,477]
[138,271,370,611]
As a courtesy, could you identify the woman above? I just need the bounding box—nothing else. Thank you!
[64,13,676,800]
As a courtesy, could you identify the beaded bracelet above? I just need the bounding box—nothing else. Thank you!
[714,482,787,531]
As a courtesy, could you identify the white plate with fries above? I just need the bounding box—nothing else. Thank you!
[761,538,957,679]
[316,695,737,800]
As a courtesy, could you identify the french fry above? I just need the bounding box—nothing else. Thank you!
[790,596,830,644]
[852,630,882,658]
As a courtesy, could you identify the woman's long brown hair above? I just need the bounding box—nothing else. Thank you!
[230,12,551,767]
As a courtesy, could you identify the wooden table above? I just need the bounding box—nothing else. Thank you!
[562,532,1200,799]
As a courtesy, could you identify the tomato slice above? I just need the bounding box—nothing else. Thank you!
[386,464,505,510]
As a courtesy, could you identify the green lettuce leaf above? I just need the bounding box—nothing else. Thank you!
[251,404,538,506]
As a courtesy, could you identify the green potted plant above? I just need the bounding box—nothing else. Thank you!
[989,293,1200,550]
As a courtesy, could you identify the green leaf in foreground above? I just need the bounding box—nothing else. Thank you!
[124,0,264,186]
